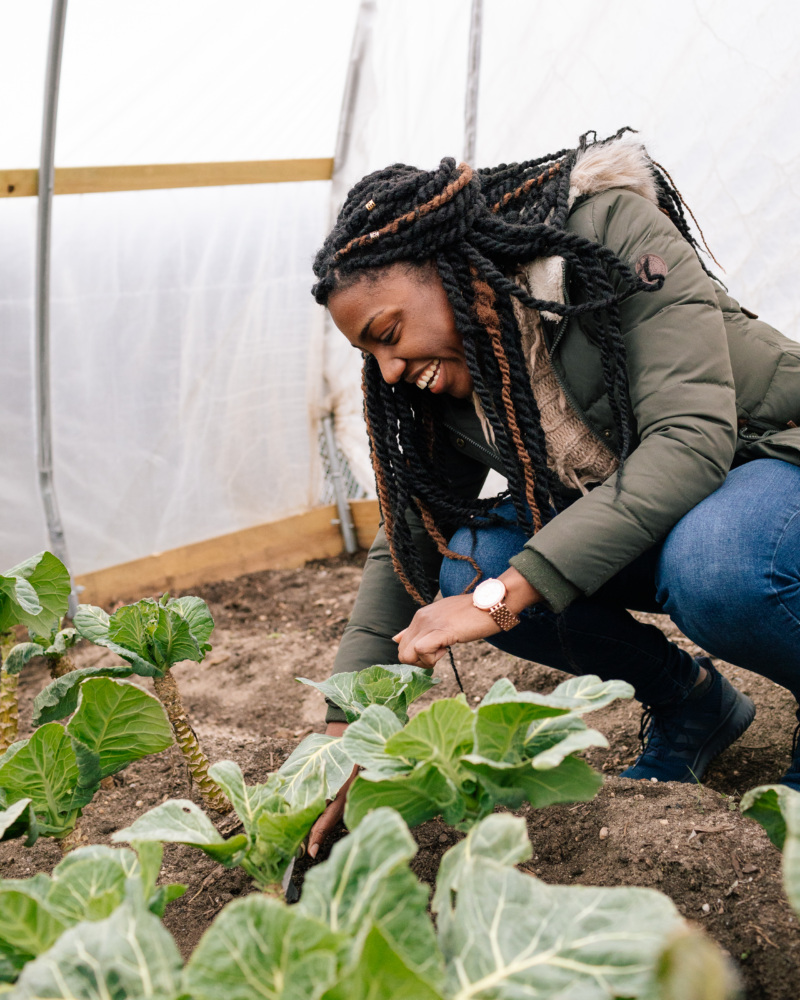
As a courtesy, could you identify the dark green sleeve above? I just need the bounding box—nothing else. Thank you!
[511,189,737,611]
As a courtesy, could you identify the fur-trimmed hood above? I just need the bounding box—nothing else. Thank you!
[567,138,658,211]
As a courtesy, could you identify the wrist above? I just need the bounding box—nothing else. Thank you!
[326,722,349,738]
[497,568,541,615]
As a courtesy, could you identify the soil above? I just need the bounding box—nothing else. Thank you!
[2,552,798,998]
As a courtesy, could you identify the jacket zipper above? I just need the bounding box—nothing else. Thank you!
[441,421,500,464]
[738,417,779,442]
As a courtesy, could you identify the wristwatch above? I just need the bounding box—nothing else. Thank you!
[472,578,521,631]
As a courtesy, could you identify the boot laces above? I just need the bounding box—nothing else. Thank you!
[638,707,655,752]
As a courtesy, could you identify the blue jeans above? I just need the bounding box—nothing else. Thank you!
[440,459,800,708]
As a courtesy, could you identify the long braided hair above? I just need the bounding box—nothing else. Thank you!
[312,128,712,606]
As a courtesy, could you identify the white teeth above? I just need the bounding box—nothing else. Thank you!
[416,359,441,389]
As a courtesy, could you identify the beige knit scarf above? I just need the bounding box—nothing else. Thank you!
[471,137,663,493]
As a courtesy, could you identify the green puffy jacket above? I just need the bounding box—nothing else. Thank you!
[326,187,800,723]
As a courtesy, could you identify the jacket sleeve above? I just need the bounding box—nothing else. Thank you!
[510,189,738,611]
[325,442,489,723]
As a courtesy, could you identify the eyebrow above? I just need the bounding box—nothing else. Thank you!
[358,309,385,344]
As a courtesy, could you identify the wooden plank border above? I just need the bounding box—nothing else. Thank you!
[0,158,334,198]
[74,498,380,608]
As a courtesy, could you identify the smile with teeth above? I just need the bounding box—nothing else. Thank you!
[415,359,442,390]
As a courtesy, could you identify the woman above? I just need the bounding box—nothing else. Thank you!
[307,129,800,858]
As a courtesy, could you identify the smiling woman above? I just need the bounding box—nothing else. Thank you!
[328,263,474,399]
[306,130,800,857]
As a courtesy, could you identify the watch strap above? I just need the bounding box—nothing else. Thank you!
[488,602,520,632]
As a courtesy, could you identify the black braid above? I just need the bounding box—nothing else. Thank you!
[312,130,713,604]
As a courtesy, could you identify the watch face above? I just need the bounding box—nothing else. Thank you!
[473,578,506,610]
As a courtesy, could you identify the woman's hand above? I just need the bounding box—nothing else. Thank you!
[307,722,357,859]
[392,569,541,669]
[393,594,498,668]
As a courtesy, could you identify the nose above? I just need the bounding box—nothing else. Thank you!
[375,351,405,385]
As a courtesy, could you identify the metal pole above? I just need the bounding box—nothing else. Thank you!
[318,0,376,552]
[322,415,358,554]
[36,0,76,613]
[330,0,376,219]
[463,0,483,164]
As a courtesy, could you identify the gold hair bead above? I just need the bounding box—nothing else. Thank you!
[366,199,376,211]
[369,230,380,240]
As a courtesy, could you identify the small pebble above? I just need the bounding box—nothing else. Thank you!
[702,903,711,913]
[135,800,143,807]
[650,777,658,783]
[438,833,449,844]
[599,827,609,840]
[658,818,668,826]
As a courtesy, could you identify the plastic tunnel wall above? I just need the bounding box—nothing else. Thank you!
[1,0,799,592]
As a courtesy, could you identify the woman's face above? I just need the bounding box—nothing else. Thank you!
[327,265,474,399]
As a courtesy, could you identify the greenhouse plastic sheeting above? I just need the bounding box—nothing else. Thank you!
[1,0,358,573]
[2,0,800,575]
[1,181,330,572]
[5,1,360,167]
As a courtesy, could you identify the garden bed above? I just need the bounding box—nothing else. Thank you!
[2,552,798,998]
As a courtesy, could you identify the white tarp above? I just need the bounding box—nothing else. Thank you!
[2,0,799,574]
[1,0,358,572]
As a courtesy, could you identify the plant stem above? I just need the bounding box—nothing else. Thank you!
[261,882,284,899]
[0,633,19,753]
[49,653,76,679]
[60,824,87,855]
[152,672,232,814]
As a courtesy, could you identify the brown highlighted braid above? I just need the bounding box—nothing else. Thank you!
[312,128,711,605]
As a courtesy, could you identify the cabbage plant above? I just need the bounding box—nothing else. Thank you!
[9,809,739,1000]
[112,745,355,897]
[0,841,184,986]
[0,676,173,848]
[4,625,79,683]
[298,662,439,724]
[0,552,71,752]
[33,595,231,813]
[741,783,800,916]
[111,663,437,896]
[341,674,633,831]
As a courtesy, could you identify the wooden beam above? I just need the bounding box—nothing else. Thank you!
[0,158,334,198]
[350,497,381,549]
[74,499,379,609]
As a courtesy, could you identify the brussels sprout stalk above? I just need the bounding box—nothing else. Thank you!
[0,633,19,751]
[153,672,231,813]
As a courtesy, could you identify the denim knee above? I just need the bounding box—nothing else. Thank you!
[439,512,530,598]
[655,460,800,685]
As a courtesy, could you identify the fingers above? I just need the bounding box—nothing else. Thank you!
[308,799,345,859]
[395,627,452,668]
[398,643,447,668]
[307,764,359,859]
